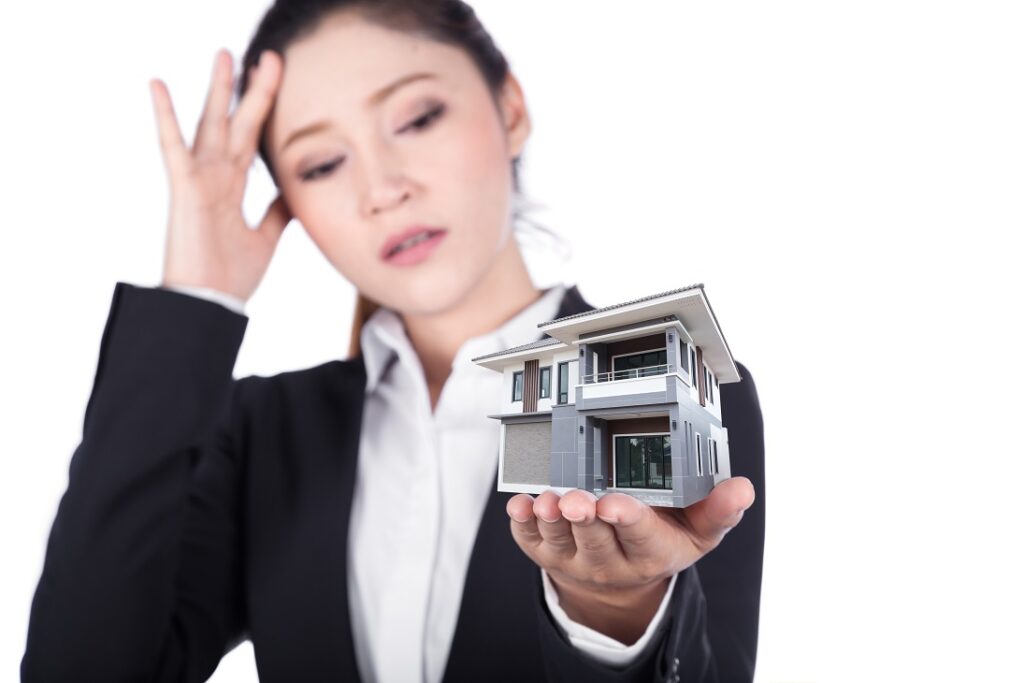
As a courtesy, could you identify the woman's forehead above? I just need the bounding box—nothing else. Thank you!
[275,22,471,110]
[284,12,470,89]
[268,20,479,151]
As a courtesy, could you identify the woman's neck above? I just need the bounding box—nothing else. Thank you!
[401,238,542,413]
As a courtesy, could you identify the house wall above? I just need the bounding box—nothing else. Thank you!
[576,415,596,492]
[700,359,722,422]
[500,350,580,415]
[579,342,602,380]
[550,403,579,488]
[501,420,551,487]
[566,373,724,507]
[708,423,731,484]
[696,347,706,407]
[500,361,525,414]
[605,333,666,374]
[565,353,580,399]
[677,393,725,503]
[673,343,720,423]
[546,348,580,411]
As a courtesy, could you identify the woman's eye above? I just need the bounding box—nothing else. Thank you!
[402,103,445,133]
[299,158,343,183]
[297,104,444,183]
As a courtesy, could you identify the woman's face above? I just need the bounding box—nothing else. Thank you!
[265,10,531,315]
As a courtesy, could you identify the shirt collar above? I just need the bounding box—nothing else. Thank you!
[360,283,569,395]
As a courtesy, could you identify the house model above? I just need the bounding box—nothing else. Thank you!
[471,284,742,508]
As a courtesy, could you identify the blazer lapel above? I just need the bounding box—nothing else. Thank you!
[441,284,596,681]
[247,357,368,681]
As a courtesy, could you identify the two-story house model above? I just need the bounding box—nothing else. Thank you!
[471,284,741,508]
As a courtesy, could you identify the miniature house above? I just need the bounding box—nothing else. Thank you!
[471,284,742,508]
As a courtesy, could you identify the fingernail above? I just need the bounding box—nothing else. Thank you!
[508,509,529,523]
[561,509,584,523]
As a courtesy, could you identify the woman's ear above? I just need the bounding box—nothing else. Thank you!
[497,72,531,160]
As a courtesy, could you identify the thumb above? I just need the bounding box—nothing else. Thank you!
[682,476,755,553]
[257,193,292,247]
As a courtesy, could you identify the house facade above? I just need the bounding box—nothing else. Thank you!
[472,284,742,508]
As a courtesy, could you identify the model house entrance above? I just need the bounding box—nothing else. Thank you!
[613,433,672,490]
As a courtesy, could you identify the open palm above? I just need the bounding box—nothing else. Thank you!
[506,476,755,642]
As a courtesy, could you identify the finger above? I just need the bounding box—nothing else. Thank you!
[506,494,542,549]
[558,489,620,565]
[228,49,283,165]
[256,193,292,247]
[533,490,575,559]
[148,77,189,180]
[194,48,234,155]
[594,491,662,562]
[680,476,755,554]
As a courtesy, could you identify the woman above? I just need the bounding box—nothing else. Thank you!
[21,1,765,681]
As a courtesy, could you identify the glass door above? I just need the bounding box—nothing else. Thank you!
[612,349,668,380]
[614,434,671,489]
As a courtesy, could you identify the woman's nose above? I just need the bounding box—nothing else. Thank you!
[358,148,414,217]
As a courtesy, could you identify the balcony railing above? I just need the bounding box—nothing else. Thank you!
[582,363,674,384]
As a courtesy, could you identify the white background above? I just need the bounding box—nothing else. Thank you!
[2,1,1022,681]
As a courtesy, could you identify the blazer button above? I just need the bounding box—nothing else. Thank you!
[671,656,680,672]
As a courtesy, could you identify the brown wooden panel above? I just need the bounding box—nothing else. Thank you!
[524,359,538,412]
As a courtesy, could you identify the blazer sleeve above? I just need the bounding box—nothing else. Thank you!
[696,359,766,682]
[534,563,717,682]
[22,281,251,683]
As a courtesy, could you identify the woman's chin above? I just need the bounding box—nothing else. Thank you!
[363,265,475,318]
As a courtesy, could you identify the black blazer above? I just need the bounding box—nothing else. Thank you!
[22,281,765,683]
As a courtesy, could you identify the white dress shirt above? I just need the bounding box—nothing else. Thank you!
[164,282,677,682]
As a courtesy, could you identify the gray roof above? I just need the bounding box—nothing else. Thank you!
[537,283,705,327]
[470,335,564,363]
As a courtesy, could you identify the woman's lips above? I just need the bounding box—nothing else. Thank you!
[381,227,448,265]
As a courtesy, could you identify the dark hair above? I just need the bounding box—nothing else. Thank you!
[235,0,569,357]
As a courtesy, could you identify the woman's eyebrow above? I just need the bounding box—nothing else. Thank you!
[278,71,439,154]
[366,71,438,107]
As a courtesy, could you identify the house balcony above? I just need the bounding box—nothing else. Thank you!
[577,363,685,411]
[582,363,675,384]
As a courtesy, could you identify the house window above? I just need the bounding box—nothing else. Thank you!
[689,348,697,385]
[512,371,523,402]
[557,362,569,404]
[706,367,714,404]
[612,349,668,380]
[613,434,672,489]
[678,338,689,381]
[539,366,551,399]
[711,440,719,474]
[695,432,703,476]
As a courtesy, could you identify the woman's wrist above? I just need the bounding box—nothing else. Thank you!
[549,573,672,646]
